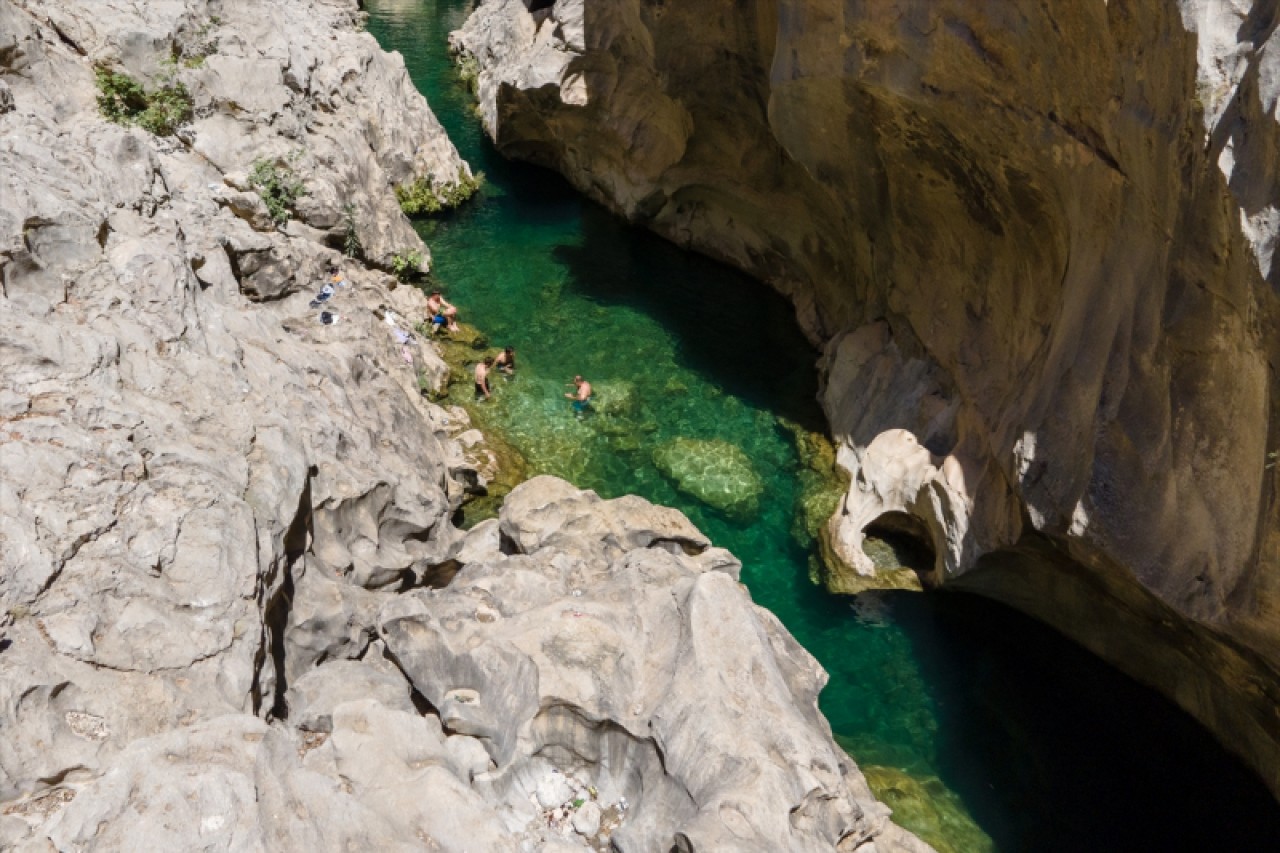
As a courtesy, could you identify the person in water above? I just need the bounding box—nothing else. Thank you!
[565,375,592,412]
[425,290,460,333]
[475,357,494,400]
[494,346,516,375]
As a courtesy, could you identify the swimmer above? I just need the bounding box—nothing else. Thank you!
[564,375,592,413]
[474,357,494,400]
[495,346,516,375]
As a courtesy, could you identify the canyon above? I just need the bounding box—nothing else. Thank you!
[452,0,1280,798]
[0,0,927,849]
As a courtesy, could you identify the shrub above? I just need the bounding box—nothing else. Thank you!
[390,249,425,282]
[341,202,362,258]
[248,156,307,225]
[456,53,480,96]
[395,168,484,216]
[95,67,193,136]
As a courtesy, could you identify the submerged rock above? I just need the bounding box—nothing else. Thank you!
[652,437,765,520]
[861,766,994,853]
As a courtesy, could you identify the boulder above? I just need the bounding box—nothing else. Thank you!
[378,476,927,853]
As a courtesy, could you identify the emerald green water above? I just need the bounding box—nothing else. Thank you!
[368,4,1280,850]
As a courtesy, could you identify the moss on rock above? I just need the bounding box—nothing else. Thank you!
[860,765,994,853]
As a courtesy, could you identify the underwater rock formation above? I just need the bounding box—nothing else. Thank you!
[653,436,766,520]
[454,0,1280,795]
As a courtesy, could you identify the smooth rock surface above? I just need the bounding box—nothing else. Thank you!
[454,0,1280,796]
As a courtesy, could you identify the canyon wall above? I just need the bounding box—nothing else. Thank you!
[454,0,1280,796]
[0,0,927,848]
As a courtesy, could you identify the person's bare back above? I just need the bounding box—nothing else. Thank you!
[565,375,592,411]
[474,358,493,399]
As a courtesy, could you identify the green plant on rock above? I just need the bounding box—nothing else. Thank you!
[455,53,480,96]
[176,17,220,68]
[95,67,193,136]
[341,202,363,258]
[390,248,425,282]
[396,168,484,216]
[248,156,307,225]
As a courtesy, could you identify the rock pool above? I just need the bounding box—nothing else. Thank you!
[368,3,1280,849]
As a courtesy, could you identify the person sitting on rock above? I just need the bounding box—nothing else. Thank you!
[565,375,592,413]
[425,290,459,333]
[475,357,494,400]
[495,346,516,375]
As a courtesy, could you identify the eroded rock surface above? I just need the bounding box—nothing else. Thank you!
[455,0,1280,796]
[0,3,927,846]
[4,466,932,850]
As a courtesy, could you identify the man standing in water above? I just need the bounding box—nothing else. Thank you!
[495,346,516,375]
[565,375,592,413]
[475,357,494,400]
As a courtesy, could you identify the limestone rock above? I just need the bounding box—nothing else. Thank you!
[652,436,766,520]
[571,799,601,837]
[378,476,926,853]
[456,0,1280,797]
[285,658,415,733]
[0,0,483,841]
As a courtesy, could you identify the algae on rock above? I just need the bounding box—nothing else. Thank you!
[860,765,994,853]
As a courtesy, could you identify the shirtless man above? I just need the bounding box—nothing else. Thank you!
[494,346,516,374]
[474,357,494,400]
[425,290,460,332]
[564,375,592,412]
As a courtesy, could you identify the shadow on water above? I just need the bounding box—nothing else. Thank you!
[891,589,1280,852]
[552,205,827,431]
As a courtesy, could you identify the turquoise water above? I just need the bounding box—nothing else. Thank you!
[367,4,1280,850]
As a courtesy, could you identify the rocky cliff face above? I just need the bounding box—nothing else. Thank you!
[0,0,928,847]
[453,0,1280,795]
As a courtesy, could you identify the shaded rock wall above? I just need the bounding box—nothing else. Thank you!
[454,0,1280,795]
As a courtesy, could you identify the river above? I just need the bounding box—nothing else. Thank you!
[366,2,1280,850]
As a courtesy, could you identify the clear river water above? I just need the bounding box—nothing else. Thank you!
[367,2,1280,850]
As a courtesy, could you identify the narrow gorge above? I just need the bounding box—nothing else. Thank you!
[450,0,1280,812]
[3,0,1280,851]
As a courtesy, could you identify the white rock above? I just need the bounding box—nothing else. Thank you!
[535,773,574,810]
[571,801,601,837]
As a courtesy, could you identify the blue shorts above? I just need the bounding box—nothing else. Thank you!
[572,399,590,413]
